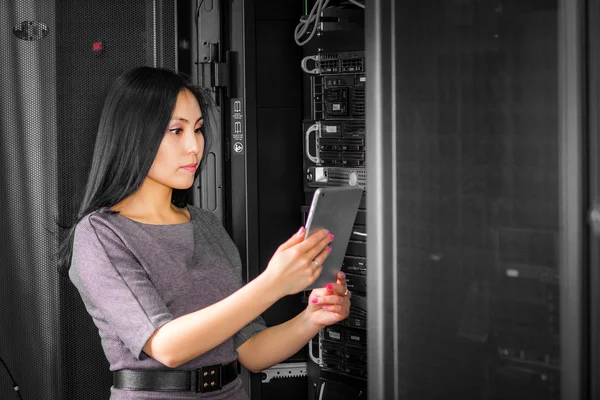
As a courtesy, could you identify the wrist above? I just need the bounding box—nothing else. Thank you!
[253,271,284,304]
[302,306,326,333]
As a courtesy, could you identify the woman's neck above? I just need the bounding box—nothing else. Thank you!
[110,178,190,224]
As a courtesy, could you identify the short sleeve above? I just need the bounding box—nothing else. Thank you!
[233,317,267,350]
[196,208,268,349]
[69,213,173,360]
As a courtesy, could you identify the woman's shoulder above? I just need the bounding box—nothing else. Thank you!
[73,208,127,245]
[75,207,118,228]
[70,209,128,278]
[187,204,220,225]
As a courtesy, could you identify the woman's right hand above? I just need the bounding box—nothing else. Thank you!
[263,226,334,298]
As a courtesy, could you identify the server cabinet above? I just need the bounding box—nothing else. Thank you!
[195,0,598,399]
[367,0,590,399]
[0,1,179,399]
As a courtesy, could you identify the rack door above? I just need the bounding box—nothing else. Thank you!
[367,0,588,399]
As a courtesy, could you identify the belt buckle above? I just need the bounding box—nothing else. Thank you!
[196,364,222,393]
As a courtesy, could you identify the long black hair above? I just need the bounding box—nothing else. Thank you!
[57,67,212,275]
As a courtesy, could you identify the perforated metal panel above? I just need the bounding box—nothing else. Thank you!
[0,2,60,399]
[0,1,177,399]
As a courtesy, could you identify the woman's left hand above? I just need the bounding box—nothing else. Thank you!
[305,271,351,328]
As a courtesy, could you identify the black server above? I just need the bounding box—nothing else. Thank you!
[300,12,368,400]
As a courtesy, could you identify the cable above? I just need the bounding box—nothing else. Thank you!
[347,0,365,8]
[294,0,331,46]
[0,354,23,400]
[294,0,365,46]
[194,0,206,26]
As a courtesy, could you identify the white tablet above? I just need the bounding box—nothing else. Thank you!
[304,186,363,289]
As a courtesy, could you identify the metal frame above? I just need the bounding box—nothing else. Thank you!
[226,0,262,398]
[588,0,600,398]
[192,0,261,397]
[559,0,588,398]
[226,0,259,282]
[194,0,226,221]
[365,1,399,399]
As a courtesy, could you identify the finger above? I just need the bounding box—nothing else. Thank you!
[309,263,322,284]
[317,294,346,305]
[321,305,347,315]
[324,282,346,297]
[296,228,332,255]
[303,233,333,264]
[312,246,332,270]
[308,259,322,281]
[310,292,338,307]
[276,226,306,253]
[309,295,322,306]
[309,288,328,299]
[336,271,346,286]
[310,293,352,308]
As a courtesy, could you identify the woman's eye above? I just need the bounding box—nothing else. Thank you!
[195,126,204,134]
[169,128,182,135]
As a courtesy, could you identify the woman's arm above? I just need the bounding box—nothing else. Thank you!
[236,308,321,373]
[144,272,278,368]
[144,227,333,368]
[236,278,350,373]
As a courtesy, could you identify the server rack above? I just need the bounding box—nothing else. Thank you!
[194,0,368,398]
[192,0,596,399]
[299,11,368,399]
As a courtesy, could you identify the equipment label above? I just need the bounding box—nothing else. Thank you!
[231,99,244,155]
[328,331,341,340]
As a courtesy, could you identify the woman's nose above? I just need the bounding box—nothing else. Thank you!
[184,130,199,154]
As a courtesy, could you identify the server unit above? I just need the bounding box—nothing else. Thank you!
[298,6,368,399]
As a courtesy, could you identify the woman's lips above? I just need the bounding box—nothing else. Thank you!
[180,164,197,173]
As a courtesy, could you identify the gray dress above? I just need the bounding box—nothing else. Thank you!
[69,205,267,399]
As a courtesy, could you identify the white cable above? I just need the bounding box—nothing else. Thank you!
[294,0,331,46]
[347,0,365,8]
[294,0,325,46]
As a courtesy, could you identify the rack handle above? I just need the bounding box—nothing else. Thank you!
[305,123,320,164]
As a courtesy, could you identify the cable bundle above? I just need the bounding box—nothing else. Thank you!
[294,0,332,46]
[294,0,365,46]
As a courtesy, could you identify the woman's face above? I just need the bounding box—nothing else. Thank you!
[146,89,205,190]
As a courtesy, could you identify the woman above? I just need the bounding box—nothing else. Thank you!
[57,67,351,399]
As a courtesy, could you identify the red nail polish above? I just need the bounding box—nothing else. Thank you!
[326,284,333,290]
[311,297,318,304]
[329,233,334,240]
[328,247,332,253]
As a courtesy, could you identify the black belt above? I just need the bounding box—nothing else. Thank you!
[113,360,239,393]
